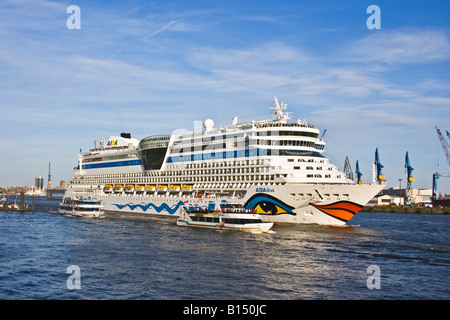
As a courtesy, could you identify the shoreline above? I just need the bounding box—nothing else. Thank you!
[362,206,449,215]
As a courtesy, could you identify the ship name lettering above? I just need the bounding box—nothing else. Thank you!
[256,187,274,193]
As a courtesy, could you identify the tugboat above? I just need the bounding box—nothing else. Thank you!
[177,203,274,233]
[58,197,104,218]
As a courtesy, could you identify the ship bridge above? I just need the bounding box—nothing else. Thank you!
[139,135,170,170]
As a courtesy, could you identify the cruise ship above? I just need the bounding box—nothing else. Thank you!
[66,97,386,226]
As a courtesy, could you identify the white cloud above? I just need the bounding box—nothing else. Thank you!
[414,96,450,105]
[184,42,429,107]
[345,28,450,64]
[186,42,311,73]
[0,0,66,32]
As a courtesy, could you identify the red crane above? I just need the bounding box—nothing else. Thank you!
[435,126,450,167]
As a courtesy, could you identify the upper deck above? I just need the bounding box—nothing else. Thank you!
[71,98,350,186]
[167,97,325,164]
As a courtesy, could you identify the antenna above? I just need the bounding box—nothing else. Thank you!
[320,129,327,140]
[271,96,292,122]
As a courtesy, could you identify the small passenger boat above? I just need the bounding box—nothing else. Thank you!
[58,197,104,218]
[177,204,273,233]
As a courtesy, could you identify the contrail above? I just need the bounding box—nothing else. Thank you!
[144,20,176,39]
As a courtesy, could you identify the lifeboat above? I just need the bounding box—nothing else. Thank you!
[182,184,194,192]
[113,184,123,193]
[124,184,135,193]
[103,185,113,193]
[135,185,145,193]
[145,185,156,192]
[169,185,181,193]
[156,184,168,192]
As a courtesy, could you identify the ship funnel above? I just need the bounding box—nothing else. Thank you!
[232,116,238,126]
[120,132,131,138]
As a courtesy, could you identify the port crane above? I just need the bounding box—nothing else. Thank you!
[432,126,450,202]
[405,152,414,204]
[47,162,52,190]
[375,148,385,181]
[435,126,450,166]
[343,157,354,181]
[432,172,450,201]
[355,160,363,184]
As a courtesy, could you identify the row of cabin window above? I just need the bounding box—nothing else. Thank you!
[174,130,319,146]
[173,140,324,152]
[190,216,260,224]
[257,139,323,148]
[293,166,333,170]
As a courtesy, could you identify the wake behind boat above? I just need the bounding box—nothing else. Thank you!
[58,197,104,218]
[177,204,274,233]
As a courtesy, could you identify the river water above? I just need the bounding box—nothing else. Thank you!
[0,197,448,300]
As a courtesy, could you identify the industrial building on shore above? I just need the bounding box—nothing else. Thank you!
[366,187,450,207]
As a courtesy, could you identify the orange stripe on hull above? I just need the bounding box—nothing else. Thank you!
[313,202,361,214]
[315,208,354,222]
[310,201,363,222]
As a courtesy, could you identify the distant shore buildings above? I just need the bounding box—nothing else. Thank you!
[367,187,450,207]
[1,178,66,197]
[35,176,44,190]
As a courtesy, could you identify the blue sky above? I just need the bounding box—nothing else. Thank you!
[1,0,449,194]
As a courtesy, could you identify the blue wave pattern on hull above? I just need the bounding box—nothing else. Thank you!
[112,201,185,215]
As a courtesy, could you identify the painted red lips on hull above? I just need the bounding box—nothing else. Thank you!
[310,201,363,223]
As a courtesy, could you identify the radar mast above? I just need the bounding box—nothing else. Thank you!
[271,96,292,123]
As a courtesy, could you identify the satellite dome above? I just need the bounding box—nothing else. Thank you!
[204,119,214,130]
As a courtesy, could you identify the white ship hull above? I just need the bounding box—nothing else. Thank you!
[66,98,387,226]
[67,182,384,226]
[58,208,104,218]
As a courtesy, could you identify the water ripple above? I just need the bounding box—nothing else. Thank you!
[0,199,449,299]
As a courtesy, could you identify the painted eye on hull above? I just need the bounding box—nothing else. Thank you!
[245,193,295,216]
[254,201,287,215]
